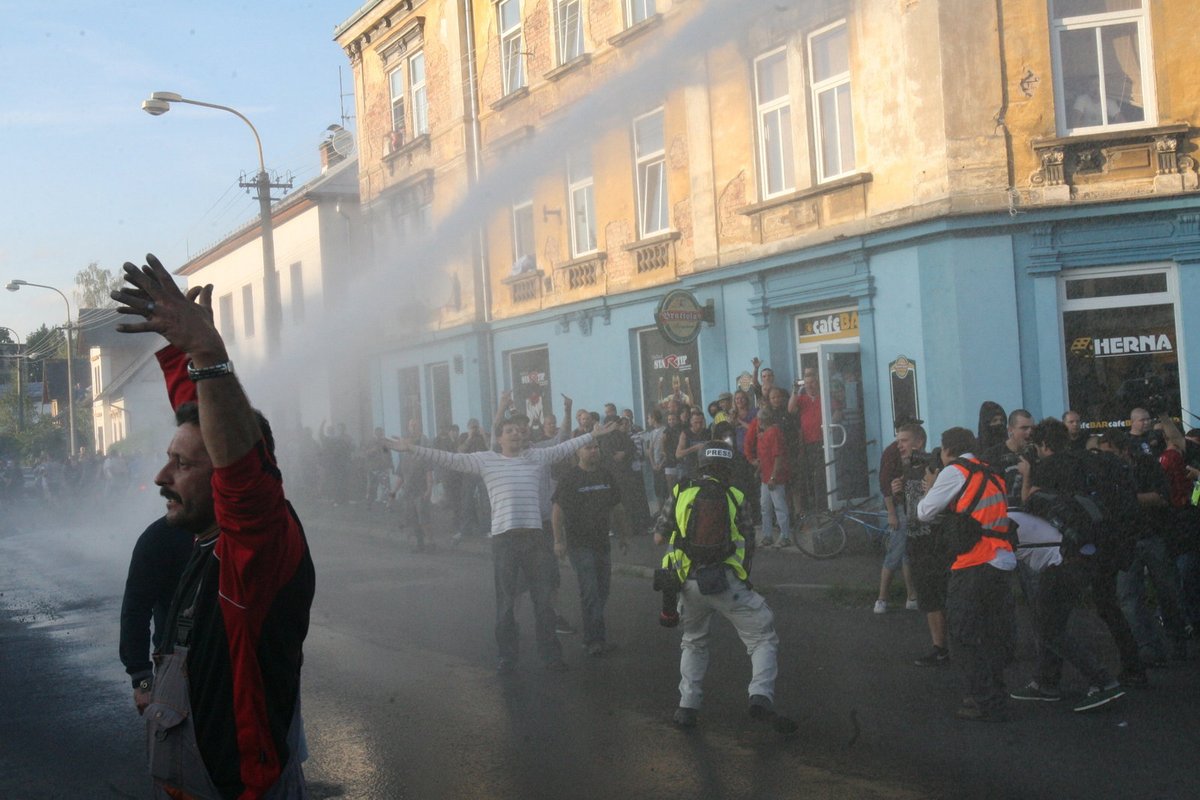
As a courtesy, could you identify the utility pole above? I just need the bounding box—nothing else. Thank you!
[241,169,293,354]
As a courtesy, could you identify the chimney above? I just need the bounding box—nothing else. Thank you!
[320,138,344,173]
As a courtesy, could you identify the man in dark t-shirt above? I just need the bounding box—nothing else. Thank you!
[552,439,629,655]
[983,409,1034,506]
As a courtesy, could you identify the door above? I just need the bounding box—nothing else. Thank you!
[797,343,870,509]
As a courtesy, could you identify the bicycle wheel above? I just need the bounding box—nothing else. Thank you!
[794,512,847,559]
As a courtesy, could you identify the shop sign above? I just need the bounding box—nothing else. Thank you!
[797,309,859,343]
[655,290,712,345]
[888,355,920,427]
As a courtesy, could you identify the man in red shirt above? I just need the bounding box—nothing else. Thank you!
[113,255,315,799]
[748,408,791,548]
[788,371,826,513]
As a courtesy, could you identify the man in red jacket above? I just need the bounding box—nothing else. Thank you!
[113,254,315,799]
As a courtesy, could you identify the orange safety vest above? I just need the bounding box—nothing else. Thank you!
[949,457,1013,570]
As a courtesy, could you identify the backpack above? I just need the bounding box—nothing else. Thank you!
[678,478,738,566]
[1078,449,1139,568]
[942,459,1015,556]
[1024,489,1104,560]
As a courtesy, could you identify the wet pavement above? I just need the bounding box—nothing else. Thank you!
[2,499,1199,799]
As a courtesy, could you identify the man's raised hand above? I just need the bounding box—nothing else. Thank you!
[111,254,222,359]
[593,420,618,437]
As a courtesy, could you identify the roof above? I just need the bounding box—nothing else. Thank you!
[75,307,126,351]
[175,155,359,277]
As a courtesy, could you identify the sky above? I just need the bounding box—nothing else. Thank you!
[0,1,356,341]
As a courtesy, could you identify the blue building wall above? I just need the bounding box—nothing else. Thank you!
[369,199,1200,489]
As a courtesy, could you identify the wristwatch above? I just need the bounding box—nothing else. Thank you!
[187,359,235,382]
[135,677,152,692]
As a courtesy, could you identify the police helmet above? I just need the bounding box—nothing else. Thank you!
[697,440,735,470]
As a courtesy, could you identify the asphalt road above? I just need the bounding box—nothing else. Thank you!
[2,497,1199,799]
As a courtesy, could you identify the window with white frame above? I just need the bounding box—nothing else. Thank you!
[567,150,597,256]
[809,21,856,182]
[290,262,305,324]
[512,201,536,269]
[241,284,255,338]
[556,0,584,65]
[388,50,428,148]
[1050,0,1154,135]
[389,67,407,144]
[498,0,525,94]
[219,293,235,342]
[408,51,429,137]
[634,108,668,237]
[754,48,795,198]
[625,0,655,26]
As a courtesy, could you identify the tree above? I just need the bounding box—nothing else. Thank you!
[23,324,64,384]
[74,261,122,309]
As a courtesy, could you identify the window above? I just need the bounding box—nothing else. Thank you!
[93,363,102,395]
[512,201,536,268]
[219,293,235,342]
[625,0,655,26]
[754,48,795,198]
[498,0,525,94]
[634,108,668,237]
[398,365,422,432]
[555,0,584,64]
[809,21,856,182]
[428,362,452,435]
[391,185,432,244]
[408,51,429,137]
[1060,265,1182,429]
[567,150,597,256]
[1050,0,1154,135]
[389,67,407,144]
[242,284,255,338]
[388,49,428,147]
[290,262,305,324]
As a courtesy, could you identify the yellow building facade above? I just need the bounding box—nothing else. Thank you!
[339,0,1200,505]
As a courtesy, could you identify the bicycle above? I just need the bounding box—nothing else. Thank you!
[789,498,891,559]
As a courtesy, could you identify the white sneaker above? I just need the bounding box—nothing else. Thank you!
[905,598,919,611]
[873,600,888,614]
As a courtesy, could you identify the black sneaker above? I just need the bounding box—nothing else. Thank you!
[913,647,950,667]
[673,707,698,728]
[555,616,577,635]
[544,658,569,672]
[496,659,516,675]
[1073,683,1125,713]
[748,694,773,720]
[1009,681,1062,702]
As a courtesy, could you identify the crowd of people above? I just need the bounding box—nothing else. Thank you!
[878,402,1200,721]
[0,448,147,507]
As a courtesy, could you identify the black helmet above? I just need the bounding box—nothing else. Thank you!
[697,440,735,470]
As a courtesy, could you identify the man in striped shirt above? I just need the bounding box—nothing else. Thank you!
[388,417,617,673]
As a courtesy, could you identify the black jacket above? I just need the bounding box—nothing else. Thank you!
[118,516,194,685]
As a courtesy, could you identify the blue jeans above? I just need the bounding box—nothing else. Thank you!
[759,483,790,542]
[1117,535,1187,660]
[492,530,561,664]
[568,545,612,645]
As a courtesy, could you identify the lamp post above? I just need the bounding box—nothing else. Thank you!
[141,91,288,354]
[5,282,74,452]
[0,326,25,431]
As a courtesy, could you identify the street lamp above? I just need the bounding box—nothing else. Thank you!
[141,90,288,353]
[0,326,25,431]
[5,281,74,452]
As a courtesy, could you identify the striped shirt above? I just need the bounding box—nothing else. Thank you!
[407,434,594,535]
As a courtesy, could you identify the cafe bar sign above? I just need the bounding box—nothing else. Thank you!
[655,289,714,345]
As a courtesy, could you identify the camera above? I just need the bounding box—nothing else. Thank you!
[653,568,681,628]
[1021,444,1039,464]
